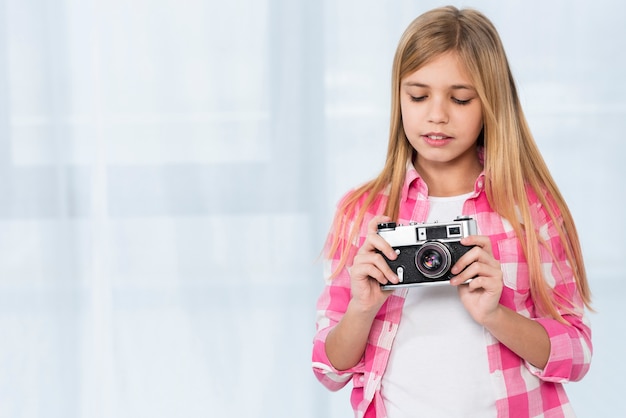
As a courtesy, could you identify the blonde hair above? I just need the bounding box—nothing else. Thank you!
[327,6,591,320]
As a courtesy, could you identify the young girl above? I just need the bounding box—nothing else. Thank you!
[312,6,592,418]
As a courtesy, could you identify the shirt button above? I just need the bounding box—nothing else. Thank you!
[360,376,365,382]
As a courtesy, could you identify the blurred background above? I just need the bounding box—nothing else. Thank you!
[0,0,623,417]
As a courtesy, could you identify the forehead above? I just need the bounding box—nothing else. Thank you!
[402,52,474,87]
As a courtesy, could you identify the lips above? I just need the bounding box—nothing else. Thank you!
[422,132,453,146]
[423,132,451,140]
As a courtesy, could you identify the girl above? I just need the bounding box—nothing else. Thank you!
[312,6,592,418]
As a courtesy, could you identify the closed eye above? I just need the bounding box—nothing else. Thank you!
[410,96,427,102]
[453,98,472,105]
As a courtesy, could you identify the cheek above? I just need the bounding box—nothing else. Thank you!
[399,101,409,122]
[400,104,419,132]
[474,107,484,128]
[401,115,419,139]
[465,108,483,134]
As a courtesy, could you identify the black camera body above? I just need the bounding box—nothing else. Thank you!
[377,217,477,289]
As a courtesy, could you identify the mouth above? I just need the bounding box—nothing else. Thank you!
[421,133,453,146]
[423,133,452,140]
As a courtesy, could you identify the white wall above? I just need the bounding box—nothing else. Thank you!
[0,1,622,417]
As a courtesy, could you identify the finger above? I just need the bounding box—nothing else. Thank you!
[351,262,398,285]
[358,224,399,261]
[452,242,499,275]
[357,235,398,262]
[373,234,400,260]
[354,252,400,284]
[461,234,493,254]
[467,246,499,268]
[450,258,501,286]
[450,247,479,275]
[466,275,501,293]
[367,215,392,233]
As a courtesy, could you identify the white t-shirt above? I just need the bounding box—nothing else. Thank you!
[381,193,497,417]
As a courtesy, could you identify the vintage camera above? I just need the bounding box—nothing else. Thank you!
[377,217,477,289]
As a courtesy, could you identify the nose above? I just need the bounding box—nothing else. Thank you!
[428,98,449,124]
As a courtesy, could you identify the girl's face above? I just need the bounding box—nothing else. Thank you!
[400,51,483,171]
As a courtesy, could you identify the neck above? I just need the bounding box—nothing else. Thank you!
[414,157,482,197]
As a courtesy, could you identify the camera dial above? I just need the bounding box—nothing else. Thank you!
[377,222,396,231]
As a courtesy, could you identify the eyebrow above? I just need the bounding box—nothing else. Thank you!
[403,82,475,90]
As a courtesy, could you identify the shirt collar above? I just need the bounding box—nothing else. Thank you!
[401,160,426,203]
[401,147,486,202]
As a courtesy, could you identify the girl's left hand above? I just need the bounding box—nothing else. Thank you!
[449,235,503,325]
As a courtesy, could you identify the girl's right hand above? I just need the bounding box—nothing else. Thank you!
[348,215,400,312]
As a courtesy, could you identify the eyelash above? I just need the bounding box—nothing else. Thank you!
[453,98,472,105]
[410,96,472,105]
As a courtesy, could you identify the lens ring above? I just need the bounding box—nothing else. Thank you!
[415,241,452,279]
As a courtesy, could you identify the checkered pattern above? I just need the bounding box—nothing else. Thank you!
[312,165,592,418]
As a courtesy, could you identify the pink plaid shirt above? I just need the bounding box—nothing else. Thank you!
[312,164,592,418]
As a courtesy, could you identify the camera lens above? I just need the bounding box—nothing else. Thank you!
[415,241,452,279]
[421,249,442,270]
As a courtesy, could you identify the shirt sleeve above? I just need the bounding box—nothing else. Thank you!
[530,313,592,382]
[312,244,367,391]
[524,208,593,382]
[311,194,370,391]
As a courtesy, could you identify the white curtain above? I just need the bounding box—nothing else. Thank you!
[0,1,623,417]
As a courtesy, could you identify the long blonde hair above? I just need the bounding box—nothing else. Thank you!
[327,6,591,320]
